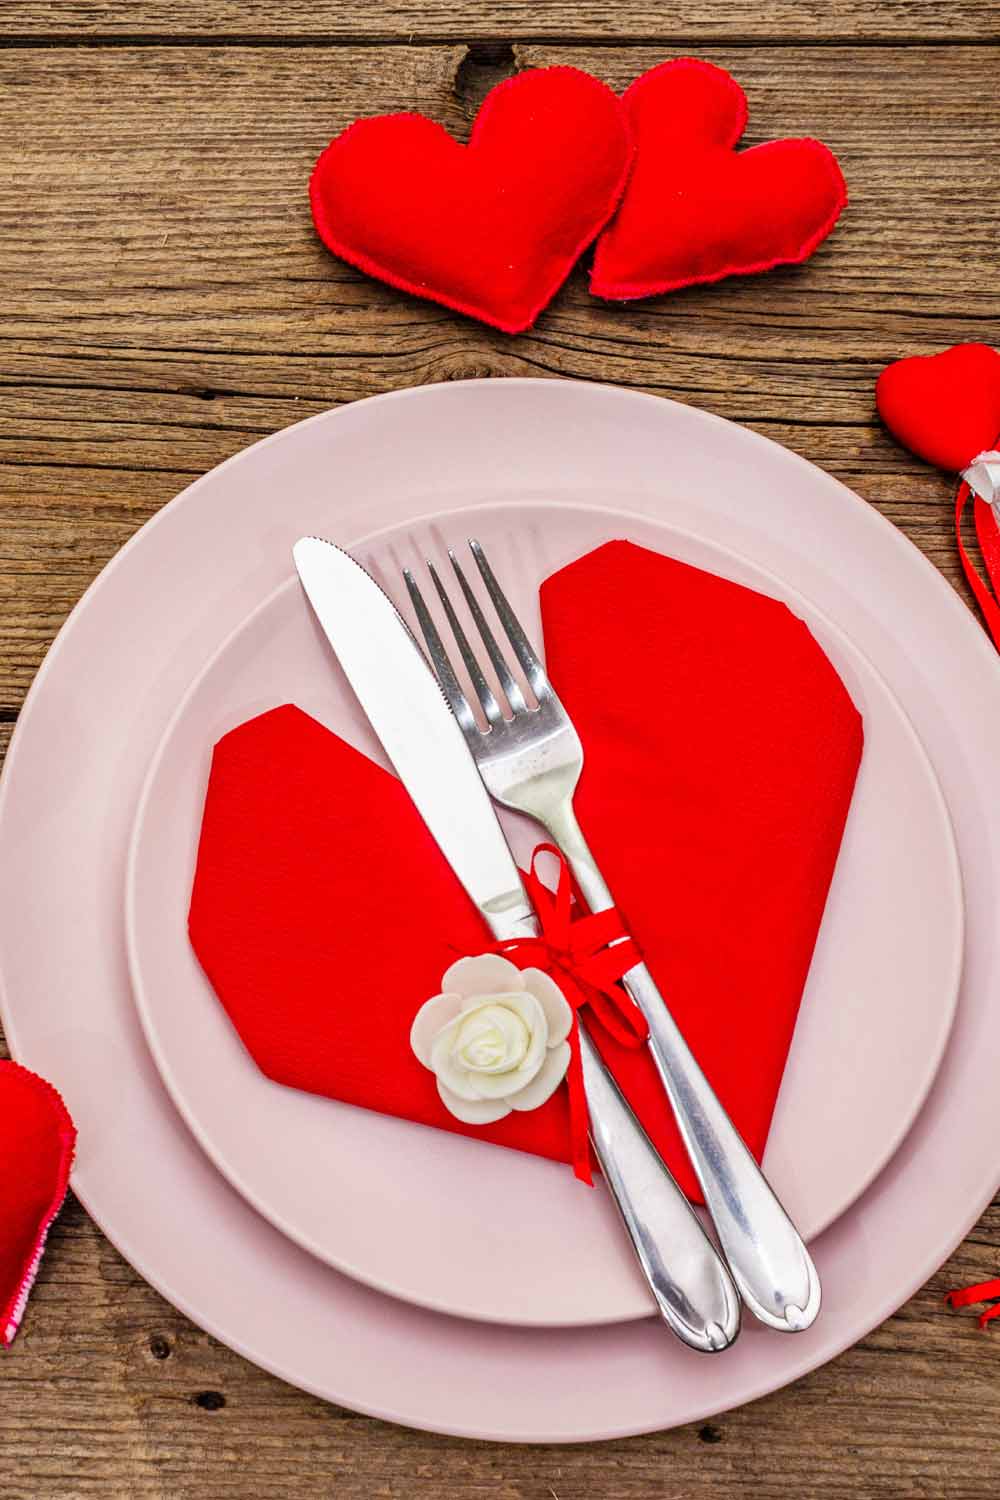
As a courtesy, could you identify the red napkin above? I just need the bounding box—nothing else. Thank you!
[190,540,862,1199]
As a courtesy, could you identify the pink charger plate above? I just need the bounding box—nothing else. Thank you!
[0,379,997,1442]
[125,503,961,1328]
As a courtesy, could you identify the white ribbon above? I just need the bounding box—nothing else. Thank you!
[962,450,1000,510]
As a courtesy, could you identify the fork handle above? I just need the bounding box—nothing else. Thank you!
[577,1027,740,1352]
[490,911,740,1352]
[546,802,821,1333]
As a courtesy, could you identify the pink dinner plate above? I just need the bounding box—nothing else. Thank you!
[0,380,997,1442]
[126,503,961,1327]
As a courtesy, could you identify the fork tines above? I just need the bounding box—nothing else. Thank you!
[403,540,547,731]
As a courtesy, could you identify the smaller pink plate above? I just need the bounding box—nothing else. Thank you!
[126,502,963,1328]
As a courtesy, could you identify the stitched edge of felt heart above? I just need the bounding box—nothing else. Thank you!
[309,65,634,335]
[0,1062,76,1348]
[591,58,848,300]
[876,343,1000,472]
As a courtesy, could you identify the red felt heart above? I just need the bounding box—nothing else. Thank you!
[189,541,862,1201]
[591,59,846,300]
[0,1062,76,1347]
[876,343,1000,472]
[309,66,633,334]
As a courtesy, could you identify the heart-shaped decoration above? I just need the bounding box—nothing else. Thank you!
[0,1062,75,1347]
[309,66,632,334]
[591,58,846,300]
[876,343,1000,472]
[189,541,862,1201]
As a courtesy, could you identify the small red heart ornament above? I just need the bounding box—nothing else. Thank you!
[0,1062,76,1347]
[591,58,846,300]
[309,66,633,334]
[876,343,1000,472]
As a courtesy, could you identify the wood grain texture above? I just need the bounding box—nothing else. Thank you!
[10,0,1000,41]
[2,7,1000,1495]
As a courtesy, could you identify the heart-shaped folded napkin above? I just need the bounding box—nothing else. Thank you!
[0,1062,76,1347]
[309,66,632,334]
[190,541,862,1199]
[591,59,846,300]
[876,342,1000,472]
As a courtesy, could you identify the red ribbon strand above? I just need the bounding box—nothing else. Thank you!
[945,1279,1000,1329]
[493,844,648,1185]
[955,463,1000,652]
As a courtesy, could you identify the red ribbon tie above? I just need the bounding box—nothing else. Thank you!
[493,844,649,1185]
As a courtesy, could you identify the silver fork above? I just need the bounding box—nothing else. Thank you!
[404,539,821,1332]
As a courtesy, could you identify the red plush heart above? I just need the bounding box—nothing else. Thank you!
[0,1062,76,1348]
[876,343,1000,472]
[591,58,846,300]
[309,66,633,334]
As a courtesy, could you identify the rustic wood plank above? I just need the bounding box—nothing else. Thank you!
[3,44,997,311]
[3,15,1000,1496]
[4,40,997,402]
[9,0,1000,42]
[2,41,996,702]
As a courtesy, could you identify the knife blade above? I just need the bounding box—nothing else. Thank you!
[294,536,537,941]
[294,535,741,1352]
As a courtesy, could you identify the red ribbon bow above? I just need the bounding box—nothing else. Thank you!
[493,844,649,1184]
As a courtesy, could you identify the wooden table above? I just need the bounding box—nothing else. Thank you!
[3,4,1000,1494]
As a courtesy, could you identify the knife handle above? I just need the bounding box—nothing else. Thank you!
[549,802,821,1334]
[577,1027,740,1352]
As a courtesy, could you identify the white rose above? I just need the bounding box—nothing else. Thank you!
[410,953,573,1124]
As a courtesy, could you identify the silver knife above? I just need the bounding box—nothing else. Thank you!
[294,535,741,1352]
